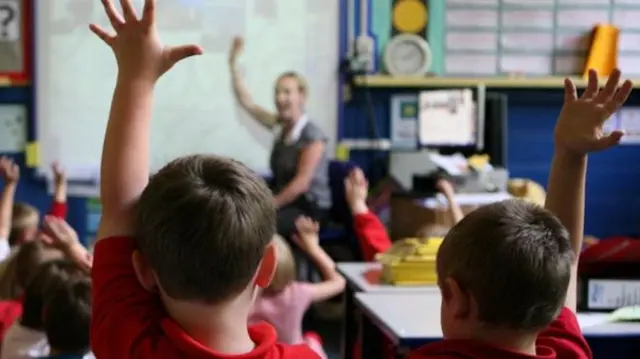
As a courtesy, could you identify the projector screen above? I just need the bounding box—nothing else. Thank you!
[35,0,338,181]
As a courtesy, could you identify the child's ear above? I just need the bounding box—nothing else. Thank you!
[131,250,158,292]
[255,242,277,288]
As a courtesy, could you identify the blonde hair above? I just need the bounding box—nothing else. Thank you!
[265,234,296,294]
[507,179,546,207]
[276,71,308,96]
[10,203,40,246]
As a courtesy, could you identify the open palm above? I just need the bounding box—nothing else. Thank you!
[555,69,633,155]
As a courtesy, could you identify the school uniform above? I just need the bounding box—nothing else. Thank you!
[91,236,320,359]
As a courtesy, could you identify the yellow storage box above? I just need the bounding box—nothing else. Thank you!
[376,237,443,286]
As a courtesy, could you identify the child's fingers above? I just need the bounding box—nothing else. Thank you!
[141,0,156,27]
[580,69,599,100]
[39,233,54,245]
[100,0,125,29]
[166,45,204,65]
[119,0,138,21]
[89,24,115,45]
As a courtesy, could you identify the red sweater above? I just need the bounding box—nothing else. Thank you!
[353,212,392,261]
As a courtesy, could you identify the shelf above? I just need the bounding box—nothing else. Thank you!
[354,75,640,89]
[0,77,28,87]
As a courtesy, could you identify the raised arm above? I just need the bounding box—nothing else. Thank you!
[0,157,19,242]
[546,69,632,311]
[436,178,463,225]
[293,217,345,302]
[90,0,203,239]
[229,37,278,129]
[49,162,68,219]
[345,168,392,261]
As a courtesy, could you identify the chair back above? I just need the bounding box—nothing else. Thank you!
[328,160,356,224]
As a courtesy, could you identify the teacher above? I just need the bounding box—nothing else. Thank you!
[228,37,331,237]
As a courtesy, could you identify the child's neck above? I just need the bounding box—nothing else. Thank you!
[472,326,537,355]
[164,294,255,354]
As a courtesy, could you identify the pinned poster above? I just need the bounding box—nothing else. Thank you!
[0,0,25,80]
[618,107,640,144]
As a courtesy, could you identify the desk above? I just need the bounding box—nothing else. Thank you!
[337,262,438,359]
[355,292,640,358]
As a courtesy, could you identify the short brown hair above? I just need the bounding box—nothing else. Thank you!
[44,277,91,354]
[21,259,87,330]
[9,203,40,246]
[437,199,573,331]
[135,155,276,304]
[265,235,295,294]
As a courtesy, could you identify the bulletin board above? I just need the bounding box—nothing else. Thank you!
[442,0,640,77]
[0,0,30,83]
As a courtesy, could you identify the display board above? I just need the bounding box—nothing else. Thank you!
[35,0,338,181]
[443,0,640,77]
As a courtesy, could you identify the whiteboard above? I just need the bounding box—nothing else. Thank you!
[35,0,338,181]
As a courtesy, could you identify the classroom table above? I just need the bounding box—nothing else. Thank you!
[355,292,640,359]
[336,262,438,359]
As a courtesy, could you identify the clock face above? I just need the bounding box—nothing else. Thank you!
[392,42,425,74]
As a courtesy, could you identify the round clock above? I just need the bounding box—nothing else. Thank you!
[383,33,432,77]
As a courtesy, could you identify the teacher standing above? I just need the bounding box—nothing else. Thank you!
[228,37,331,237]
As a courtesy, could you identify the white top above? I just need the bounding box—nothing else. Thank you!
[336,262,440,293]
[0,237,12,262]
[1,323,49,359]
[1,323,96,359]
[354,292,640,345]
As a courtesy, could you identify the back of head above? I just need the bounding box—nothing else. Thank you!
[15,241,62,290]
[44,277,91,354]
[9,203,40,246]
[264,235,295,294]
[21,259,87,330]
[135,155,276,304]
[437,199,573,331]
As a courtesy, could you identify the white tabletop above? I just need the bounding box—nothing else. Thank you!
[337,262,440,293]
[354,292,640,346]
[417,192,512,209]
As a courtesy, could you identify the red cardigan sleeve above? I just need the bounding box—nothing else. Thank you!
[49,201,68,219]
[353,212,392,261]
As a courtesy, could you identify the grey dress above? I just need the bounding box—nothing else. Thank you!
[270,120,331,236]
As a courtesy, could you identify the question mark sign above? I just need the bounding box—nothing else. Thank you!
[0,4,15,39]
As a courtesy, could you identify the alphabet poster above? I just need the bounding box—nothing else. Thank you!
[0,0,24,78]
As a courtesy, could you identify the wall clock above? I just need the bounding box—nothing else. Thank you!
[384,33,432,77]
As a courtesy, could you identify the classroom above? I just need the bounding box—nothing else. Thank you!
[0,0,639,358]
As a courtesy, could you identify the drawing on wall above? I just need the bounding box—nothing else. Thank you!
[0,104,26,153]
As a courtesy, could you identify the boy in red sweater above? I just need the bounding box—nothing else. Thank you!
[407,70,632,359]
[88,1,318,359]
[345,168,462,261]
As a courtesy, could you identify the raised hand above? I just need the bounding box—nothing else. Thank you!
[292,216,320,252]
[556,69,633,155]
[89,0,203,83]
[41,216,93,272]
[0,157,19,184]
[344,167,368,206]
[229,36,244,65]
[52,162,66,186]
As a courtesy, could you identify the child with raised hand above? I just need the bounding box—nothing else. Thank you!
[408,69,632,359]
[345,168,463,261]
[0,159,68,252]
[250,217,346,359]
[88,0,319,358]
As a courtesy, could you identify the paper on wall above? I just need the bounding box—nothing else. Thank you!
[0,104,26,153]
